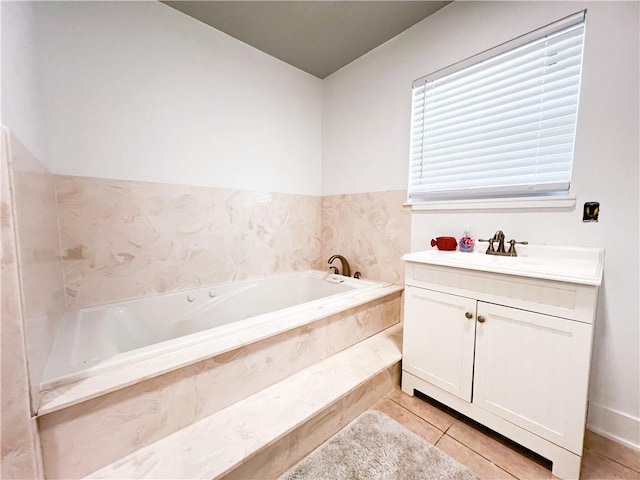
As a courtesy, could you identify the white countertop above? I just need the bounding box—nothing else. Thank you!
[402,244,604,286]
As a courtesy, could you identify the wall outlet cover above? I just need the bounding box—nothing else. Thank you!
[583,202,599,222]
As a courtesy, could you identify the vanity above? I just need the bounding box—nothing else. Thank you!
[401,244,604,479]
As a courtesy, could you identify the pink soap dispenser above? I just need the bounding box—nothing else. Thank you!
[459,225,475,252]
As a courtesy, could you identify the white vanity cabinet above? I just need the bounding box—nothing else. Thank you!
[401,247,604,480]
[403,288,476,402]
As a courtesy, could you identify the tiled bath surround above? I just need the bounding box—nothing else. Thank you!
[1,130,44,479]
[38,291,402,479]
[55,176,411,308]
[9,137,66,409]
[4,151,410,478]
[56,176,323,308]
[321,190,411,285]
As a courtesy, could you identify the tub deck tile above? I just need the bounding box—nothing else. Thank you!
[38,284,402,416]
[85,324,402,480]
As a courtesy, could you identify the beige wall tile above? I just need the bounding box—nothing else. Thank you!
[321,190,411,285]
[0,129,43,479]
[7,134,66,410]
[55,175,322,308]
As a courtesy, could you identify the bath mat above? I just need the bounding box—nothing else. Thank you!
[279,410,478,480]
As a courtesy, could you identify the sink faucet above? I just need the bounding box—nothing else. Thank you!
[493,230,506,254]
[328,255,351,277]
[478,231,528,257]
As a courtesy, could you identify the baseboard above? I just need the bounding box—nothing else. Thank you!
[587,402,640,451]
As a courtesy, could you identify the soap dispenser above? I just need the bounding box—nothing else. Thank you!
[459,225,475,252]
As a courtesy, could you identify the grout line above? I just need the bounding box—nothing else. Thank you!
[441,434,520,480]
[387,396,447,434]
[429,417,550,479]
[449,431,547,480]
[433,430,446,446]
[443,419,454,435]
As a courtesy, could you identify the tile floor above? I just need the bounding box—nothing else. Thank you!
[371,389,640,480]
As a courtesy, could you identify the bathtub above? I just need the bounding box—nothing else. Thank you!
[41,270,383,391]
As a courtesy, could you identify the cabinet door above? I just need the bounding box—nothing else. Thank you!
[403,287,477,401]
[473,302,593,453]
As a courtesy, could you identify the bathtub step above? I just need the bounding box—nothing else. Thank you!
[85,323,402,479]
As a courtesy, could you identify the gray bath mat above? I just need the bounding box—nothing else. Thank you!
[280,410,478,480]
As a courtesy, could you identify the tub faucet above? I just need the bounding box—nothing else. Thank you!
[328,255,351,277]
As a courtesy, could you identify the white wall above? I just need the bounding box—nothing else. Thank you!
[33,1,323,196]
[323,1,640,448]
[0,1,45,160]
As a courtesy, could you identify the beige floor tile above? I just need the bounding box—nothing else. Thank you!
[436,434,516,479]
[447,420,555,479]
[580,448,640,480]
[371,397,443,445]
[386,388,456,432]
[584,431,640,473]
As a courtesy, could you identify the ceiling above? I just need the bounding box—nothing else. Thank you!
[162,1,451,79]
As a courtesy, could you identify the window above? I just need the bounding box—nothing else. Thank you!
[408,11,586,203]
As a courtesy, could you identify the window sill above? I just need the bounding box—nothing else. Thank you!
[406,195,576,212]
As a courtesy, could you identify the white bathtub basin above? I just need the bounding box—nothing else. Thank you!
[41,270,385,391]
[402,244,604,285]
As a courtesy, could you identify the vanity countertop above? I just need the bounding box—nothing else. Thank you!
[402,244,604,286]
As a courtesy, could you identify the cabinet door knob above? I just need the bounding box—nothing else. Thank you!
[465,312,473,319]
[477,315,486,323]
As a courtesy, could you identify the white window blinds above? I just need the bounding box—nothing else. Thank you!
[409,12,586,202]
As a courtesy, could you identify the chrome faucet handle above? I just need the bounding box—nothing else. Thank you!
[507,240,529,257]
